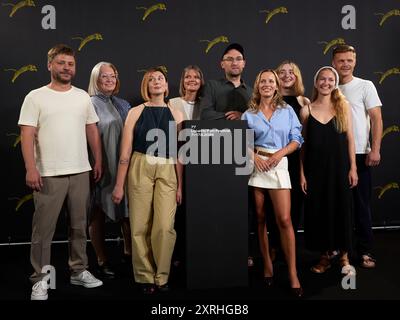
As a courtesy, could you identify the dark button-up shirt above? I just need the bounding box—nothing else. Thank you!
[199,78,253,120]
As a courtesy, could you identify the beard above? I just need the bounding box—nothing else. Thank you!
[227,70,242,78]
[54,72,75,84]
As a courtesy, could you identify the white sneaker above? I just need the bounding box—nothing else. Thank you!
[70,270,103,288]
[31,280,49,300]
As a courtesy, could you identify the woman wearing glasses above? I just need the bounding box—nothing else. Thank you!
[87,62,132,279]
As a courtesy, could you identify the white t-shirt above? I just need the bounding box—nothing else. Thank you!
[339,77,382,154]
[18,86,99,177]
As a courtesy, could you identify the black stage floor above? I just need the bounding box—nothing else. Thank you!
[1,230,399,304]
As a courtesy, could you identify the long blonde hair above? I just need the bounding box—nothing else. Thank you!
[248,69,286,112]
[311,67,348,132]
[275,60,305,96]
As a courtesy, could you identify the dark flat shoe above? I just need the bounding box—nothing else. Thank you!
[142,284,156,295]
[157,283,170,292]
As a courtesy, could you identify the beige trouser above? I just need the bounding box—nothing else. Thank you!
[29,172,89,283]
[128,152,177,286]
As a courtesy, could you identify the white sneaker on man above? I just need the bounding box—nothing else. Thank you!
[31,280,49,300]
[70,270,103,288]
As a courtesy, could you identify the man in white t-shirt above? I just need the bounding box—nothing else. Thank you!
[18,44,104,300]
[332,44,383,269]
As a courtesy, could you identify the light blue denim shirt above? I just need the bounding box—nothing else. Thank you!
[242,104,303,150]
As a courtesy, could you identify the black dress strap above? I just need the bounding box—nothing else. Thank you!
[307,103,312,116]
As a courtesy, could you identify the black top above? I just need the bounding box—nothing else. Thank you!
[282,96,305,231]
[199,78,252,120]
[133,106,176,158]
[283,96,302,118]
[283,96,303,186]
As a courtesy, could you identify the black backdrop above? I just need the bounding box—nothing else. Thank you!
[1,0,399,243]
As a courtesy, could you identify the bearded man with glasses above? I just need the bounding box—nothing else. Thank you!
[200,43,252,120]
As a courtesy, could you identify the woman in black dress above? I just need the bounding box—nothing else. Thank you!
[267,61,310,260]
[300,66,358,275]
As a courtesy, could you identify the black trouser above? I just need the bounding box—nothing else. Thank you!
[353,154,374,256]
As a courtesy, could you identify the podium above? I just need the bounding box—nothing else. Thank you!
[180,120,250,290]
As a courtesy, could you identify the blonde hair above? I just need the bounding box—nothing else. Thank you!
[88,62,120,96]
[248,69,286,112]
[332,44,356,58]
[276,60,305,96]
[311,67,348,132]
[179,65,204,102]
[140,67,169,102]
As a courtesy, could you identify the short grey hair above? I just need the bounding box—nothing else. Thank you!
[88,61,120,96]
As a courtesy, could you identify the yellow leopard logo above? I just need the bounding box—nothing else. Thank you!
[259,6,288,24]
[4,64,37,83]
[72,33,103,51]
[318,38,346,55]
[382,125,400,139]
[137,65,168,74]
[136,3,166,21]
[199,36,229,54]
[2,0,35,18]
[375,9,400,27]
[6,133,21,147]
[374,68,400,84]
[375,183,399,199]
[9,193,33,211]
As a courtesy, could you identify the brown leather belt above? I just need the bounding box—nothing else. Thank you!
[255,149,274,157]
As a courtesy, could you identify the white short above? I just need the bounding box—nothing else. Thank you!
[248,147,292,189]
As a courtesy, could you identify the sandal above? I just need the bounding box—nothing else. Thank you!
[311,254,331,274]
[361,254,376,269]
[339,255,356,275]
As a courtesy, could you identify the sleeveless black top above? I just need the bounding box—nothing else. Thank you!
[283,96,303,186]
[133,106,176,158]
[283,96,302,118]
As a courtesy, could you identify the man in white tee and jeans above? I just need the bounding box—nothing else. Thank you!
[18,44,104,300]
[332,44,383,269]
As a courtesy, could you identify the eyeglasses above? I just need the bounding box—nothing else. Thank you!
[100,74,117,81]
[222,56,244,63]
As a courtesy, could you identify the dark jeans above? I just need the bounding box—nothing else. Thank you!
[353,154,374,256]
